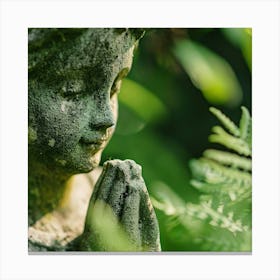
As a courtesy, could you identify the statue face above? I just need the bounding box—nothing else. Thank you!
[28,29,135,174]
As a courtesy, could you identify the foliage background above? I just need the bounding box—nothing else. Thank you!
[102,28,252,251]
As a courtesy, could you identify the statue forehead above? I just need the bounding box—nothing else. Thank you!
[29,28,137,79]
[58,29,135,71]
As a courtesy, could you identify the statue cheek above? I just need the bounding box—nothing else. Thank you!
[40,106,81,149]
[61,100,70,114]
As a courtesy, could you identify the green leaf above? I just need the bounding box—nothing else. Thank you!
[151,182,186,216]
[222,28,252,70]
[115,103,146,135]
[119,79,167,123]
[173,40,242,106]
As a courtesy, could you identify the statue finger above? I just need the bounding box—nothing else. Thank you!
[119,185,141,249]
[91,162,117,203]
[105,162,130,218]
[139,187,161,251]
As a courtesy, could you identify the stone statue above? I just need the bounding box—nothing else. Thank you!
[28,28,161,252]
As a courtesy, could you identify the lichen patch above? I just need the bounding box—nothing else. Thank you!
[48,139,56,147]
[28,127,37,143]
[56,159,67,166]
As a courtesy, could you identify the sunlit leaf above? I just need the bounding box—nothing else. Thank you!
[173,40,243,106]
[151,181,186,216]
[119,79,167,122]
[88,200,138,251]
[115,103,146,135]
[222,28,252,70]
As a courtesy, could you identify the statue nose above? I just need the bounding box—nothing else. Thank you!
[89,106,115,130]
[90,118,114,130]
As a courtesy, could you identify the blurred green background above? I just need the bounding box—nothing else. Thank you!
[102,28,252,251]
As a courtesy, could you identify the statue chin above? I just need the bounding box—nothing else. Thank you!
[87,153,102,172]
[74,150,103,174]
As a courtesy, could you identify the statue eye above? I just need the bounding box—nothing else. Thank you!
[61,80,84,99]
[110,78,122,98]
[110,67,129,98]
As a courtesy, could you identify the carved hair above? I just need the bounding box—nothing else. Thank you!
[28,28,144,74]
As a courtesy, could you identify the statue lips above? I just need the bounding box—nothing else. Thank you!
[80,136,108,153]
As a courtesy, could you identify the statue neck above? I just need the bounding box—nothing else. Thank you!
[28,160,71,226]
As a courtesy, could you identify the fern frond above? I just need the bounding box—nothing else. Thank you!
[209,107,240,137]
[243,112,252,151]
[152,106,252,251]
[195,230,251,252]
[203,149,252,171]
[155,196,248,234]
[185,201,248,233]
[150,181,186,215]
[190,158,251,187]
[210,126,251,156]
[239,106,251,140]
[189,106,251,243]
[190,179,250,199]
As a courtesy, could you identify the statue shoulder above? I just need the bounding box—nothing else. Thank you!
[28,167,104,252]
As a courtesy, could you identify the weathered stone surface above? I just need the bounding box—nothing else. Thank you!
[28,28,161,252]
